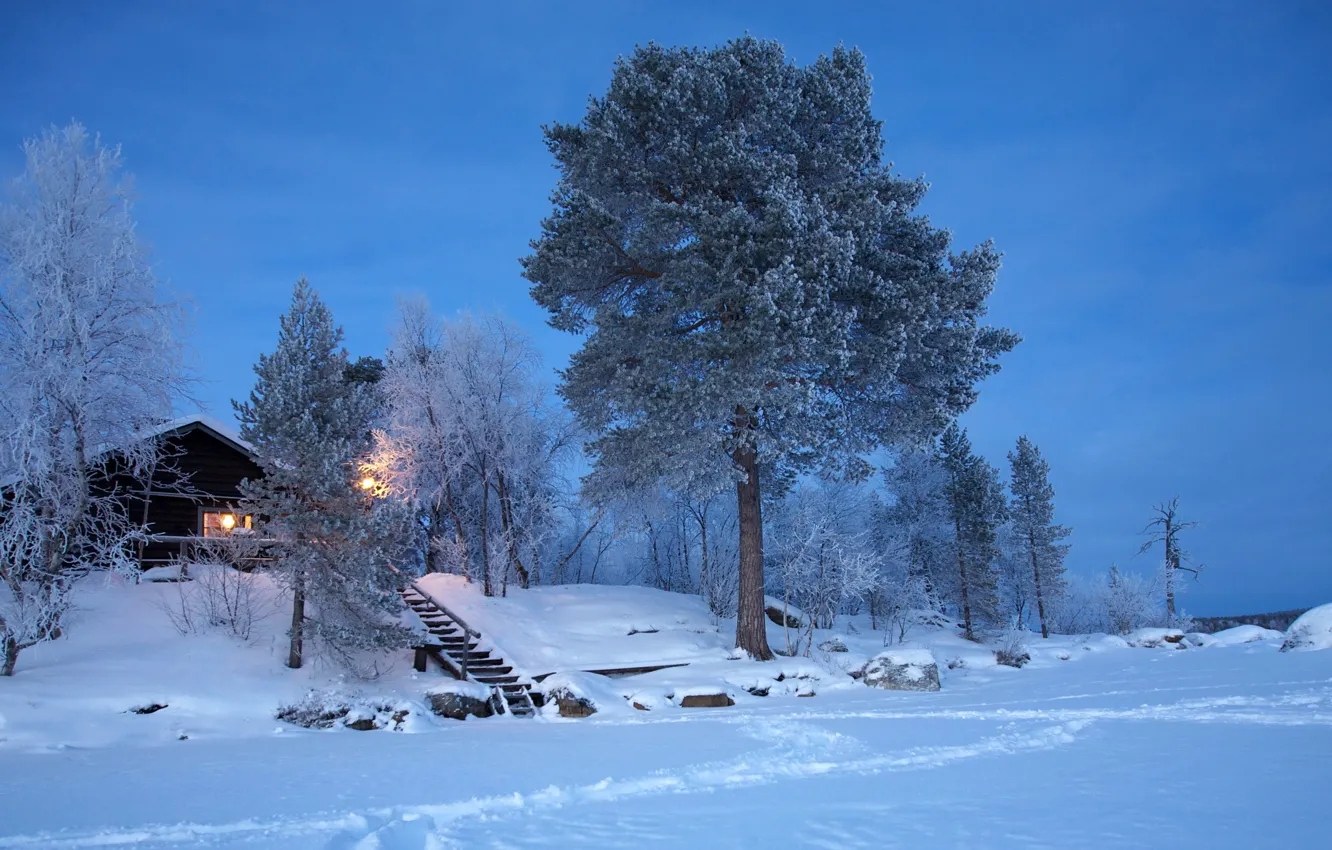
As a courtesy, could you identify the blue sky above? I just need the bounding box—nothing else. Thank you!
[3,1,1329,615]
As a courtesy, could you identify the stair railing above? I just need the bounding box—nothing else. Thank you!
[410,582,483,681]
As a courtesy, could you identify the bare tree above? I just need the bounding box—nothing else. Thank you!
[0,123,187,676]
[1137,497,1201,627]
[368,302,584,595]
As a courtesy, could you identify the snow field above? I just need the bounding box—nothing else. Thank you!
[0,574,1328,848]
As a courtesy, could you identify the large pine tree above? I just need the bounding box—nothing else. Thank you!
[938,423,1005,641]
[1007,436,1070,638]
[235,279,411,670]
[523,37,1016,659]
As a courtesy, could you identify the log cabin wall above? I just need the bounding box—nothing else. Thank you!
[102,423,265,566]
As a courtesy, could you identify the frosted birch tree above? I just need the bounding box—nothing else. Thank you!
[0,123,187,675]
[367,302,581,595]
[524,37,1017,659]
[235,279,412,671]
[875,446,952,613]
[769,480,880,653]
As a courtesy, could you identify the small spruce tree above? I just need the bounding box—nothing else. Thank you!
[234,279,412,670]
[937,423,1005,641]
[1006,436,1070,638]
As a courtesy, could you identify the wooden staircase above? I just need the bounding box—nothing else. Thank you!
[401,583,539,718]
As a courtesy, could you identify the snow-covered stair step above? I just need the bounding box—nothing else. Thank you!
[400,582,538,718]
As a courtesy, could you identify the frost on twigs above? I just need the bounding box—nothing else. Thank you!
[0,123,189,676]
[994,628,1031,668]
[158,555,274,642]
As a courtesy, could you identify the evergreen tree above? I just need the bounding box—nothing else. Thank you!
[234,279,412,670]
[523,37,1016,659]
[1006,436,1070,638]
[937,423,1005,640]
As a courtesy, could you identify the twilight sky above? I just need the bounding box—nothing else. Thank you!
[3,1,1329,615]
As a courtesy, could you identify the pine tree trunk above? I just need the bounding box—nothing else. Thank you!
[1,635,19,677]
[732,415,773,661]
[1029,530,1049,639]
[954,518,974,641]
[287,571,306,669]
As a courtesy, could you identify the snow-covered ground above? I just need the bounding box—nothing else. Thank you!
[1,573,1328,848]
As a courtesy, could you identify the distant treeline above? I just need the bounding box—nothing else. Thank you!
[1193,609,1309,633]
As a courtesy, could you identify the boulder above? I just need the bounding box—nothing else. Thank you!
[764,595,805,628]
[1281,603,1332,652]
[1125,628,1187,649]
[543,685,598,717]
[345,716,379,731]
[556,696,597,717]
[678,692,735,708]
[427,691,494,721]
[860,650,941,692]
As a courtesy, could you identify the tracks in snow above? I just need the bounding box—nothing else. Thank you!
[2,685,1328,849]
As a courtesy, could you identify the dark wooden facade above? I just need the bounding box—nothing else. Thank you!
[113,420,265,566]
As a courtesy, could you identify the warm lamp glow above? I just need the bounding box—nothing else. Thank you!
[360,476,377,491]
[220,513,237,530]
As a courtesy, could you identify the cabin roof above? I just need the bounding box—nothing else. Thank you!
[140,415,257,462]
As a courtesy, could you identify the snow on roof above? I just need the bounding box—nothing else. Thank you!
[134,414,256,459]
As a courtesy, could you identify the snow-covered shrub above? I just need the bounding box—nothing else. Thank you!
[276,690,355,729]
[159,558,274,641]
[994,628,1031,668]
[1047,568,1166,636]
[275,689,412,731]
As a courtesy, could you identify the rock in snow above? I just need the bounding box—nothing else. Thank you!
[764,595,805,629]
[426,681,495,721]
[859,650,941,692]
[678,693,735,708]
[1124,628,1187,649]
[1280,603,1332,652]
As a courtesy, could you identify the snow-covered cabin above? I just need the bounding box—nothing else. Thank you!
[108,416,265,567]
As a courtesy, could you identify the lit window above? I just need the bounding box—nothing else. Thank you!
[202,510,251,537]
